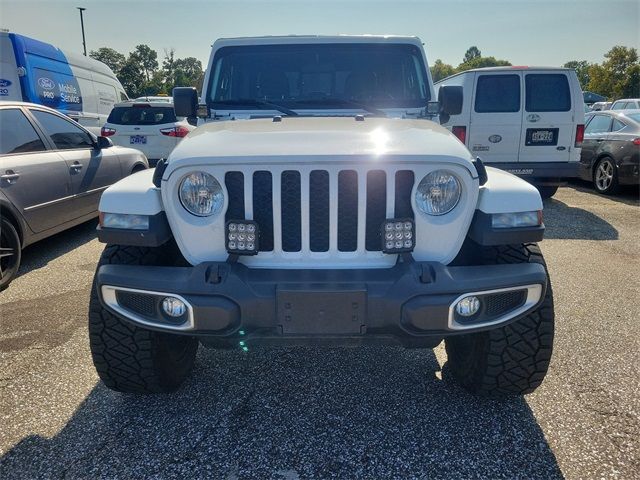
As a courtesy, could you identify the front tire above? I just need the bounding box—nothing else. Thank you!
[89,244,198,393]
[445,243,554,397]
[0,216,21,291]
[593,157,620,194]
[536,185,558,200]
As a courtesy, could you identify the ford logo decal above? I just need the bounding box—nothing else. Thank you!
[527,113,541,122]
[38,77,55,90]
[488,134,502,143]
[0,79,12,87]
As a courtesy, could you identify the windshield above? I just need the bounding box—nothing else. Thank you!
[208,43,430,110]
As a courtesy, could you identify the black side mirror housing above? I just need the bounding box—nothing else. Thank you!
[173,87,198,118]
[438,86,463,116]
[96,136,113,149]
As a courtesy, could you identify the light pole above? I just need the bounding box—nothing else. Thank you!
[77,7,87,56]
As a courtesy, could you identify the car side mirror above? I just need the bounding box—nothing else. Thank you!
[438,86,463,117]
[96,136,113,149]
[173,87,198,118]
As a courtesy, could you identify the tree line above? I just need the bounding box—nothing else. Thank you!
[430,45,639,100]
[90,45,204,98]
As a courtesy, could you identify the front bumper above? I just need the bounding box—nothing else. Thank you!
[487,161,580,183]
[97,260,547,344]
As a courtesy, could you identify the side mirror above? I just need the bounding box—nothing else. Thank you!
[96,136,113,149]
[173,87,198,118]
[438,86,463,116]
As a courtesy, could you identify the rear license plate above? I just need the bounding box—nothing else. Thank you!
[525,128,558,146]
[277,289,366,335]
[130,135,147,145]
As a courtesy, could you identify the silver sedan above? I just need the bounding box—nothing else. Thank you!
[0,101,149,290]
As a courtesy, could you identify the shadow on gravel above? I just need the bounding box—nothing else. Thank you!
[15,219,98,279]
[543,197,618,240]
[0,346,563,479]
[567,179,640,207]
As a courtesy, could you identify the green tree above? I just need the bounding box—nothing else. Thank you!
[118,57,146,98]
[89,47,126,75]
[586,46,639,99]
[130,44,158,82]
[173,57,204,89]
[563,60,592,89]
[458,55,511,72]
[430,59,456,82]
[463,46,481,64]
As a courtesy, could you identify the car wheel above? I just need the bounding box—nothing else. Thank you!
[89,243,198,393]
[536,185,558,200]
[0,216,21,291]
[445,243,554,397]
[593,157,620,195]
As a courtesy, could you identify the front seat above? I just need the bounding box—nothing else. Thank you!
[257,71,290,100]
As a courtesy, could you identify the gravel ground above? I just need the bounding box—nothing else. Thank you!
[0,181,638,479]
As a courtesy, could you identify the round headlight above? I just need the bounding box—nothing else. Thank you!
[415,170,461,216]
[179,172,224,217]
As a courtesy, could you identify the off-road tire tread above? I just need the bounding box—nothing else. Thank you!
[89,244,198,394]
[445,243,554,396]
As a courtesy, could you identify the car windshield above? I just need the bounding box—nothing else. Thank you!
[208,43,430,110]
[107,106,177,125]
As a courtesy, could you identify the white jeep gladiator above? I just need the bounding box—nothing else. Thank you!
[90,36,554,396]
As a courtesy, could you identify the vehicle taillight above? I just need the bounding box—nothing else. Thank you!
[633,138,640,146]
[160,126,190,138]
[575,124,585,147]
[452,126,467,144]
[101,126,116,137]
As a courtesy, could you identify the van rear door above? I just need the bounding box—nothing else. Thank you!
[519,72,574,164]
[0,34,23,101]
[467,72,523,163]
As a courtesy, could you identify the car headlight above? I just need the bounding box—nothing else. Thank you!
[179,172,224,217]
[415,170,461,216]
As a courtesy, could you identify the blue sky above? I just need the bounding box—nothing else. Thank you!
[1,0,638,67]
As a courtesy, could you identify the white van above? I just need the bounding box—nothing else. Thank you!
[435,67,585,198]
[0,31,128,135]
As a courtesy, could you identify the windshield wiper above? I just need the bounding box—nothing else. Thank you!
[213,99,298,116]
[291,98,387,117]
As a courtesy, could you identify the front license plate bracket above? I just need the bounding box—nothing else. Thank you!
[277,288,367,335]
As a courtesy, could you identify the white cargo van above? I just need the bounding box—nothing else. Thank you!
[0,31,128,135]
[435,67,585,198]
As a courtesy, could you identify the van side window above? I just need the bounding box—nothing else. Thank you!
[474,75,520,113]
[584,115,612,134]
[0,109,46,155]
[30,110,94,150]
[525,74,571,112]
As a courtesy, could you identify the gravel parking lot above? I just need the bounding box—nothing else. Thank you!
[0,181,638,479]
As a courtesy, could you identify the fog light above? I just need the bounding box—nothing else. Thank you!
[162,297,187,317]
[381,219,415,253]
[226,220,259,255]
[455,296,480,317]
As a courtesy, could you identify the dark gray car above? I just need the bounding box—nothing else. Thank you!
[0,101,149,290]
[579,109,640,194]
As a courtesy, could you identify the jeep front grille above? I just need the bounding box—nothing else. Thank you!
[225,169,415,254]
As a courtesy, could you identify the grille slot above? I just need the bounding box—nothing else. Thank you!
[394,170,415,219]
[253,171,274,251]
[338,170,359,252]
[116,291,157,317]
[225,172,245,221]
[309,170,330,252]
[365,170,387,251]
[281,171,301,252]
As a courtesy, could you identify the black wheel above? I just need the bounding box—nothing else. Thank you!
[537,185,558,199]
[445,243,554,397]
[593,157,620,194]
[89,243,198,393]
[0,216,21,291]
